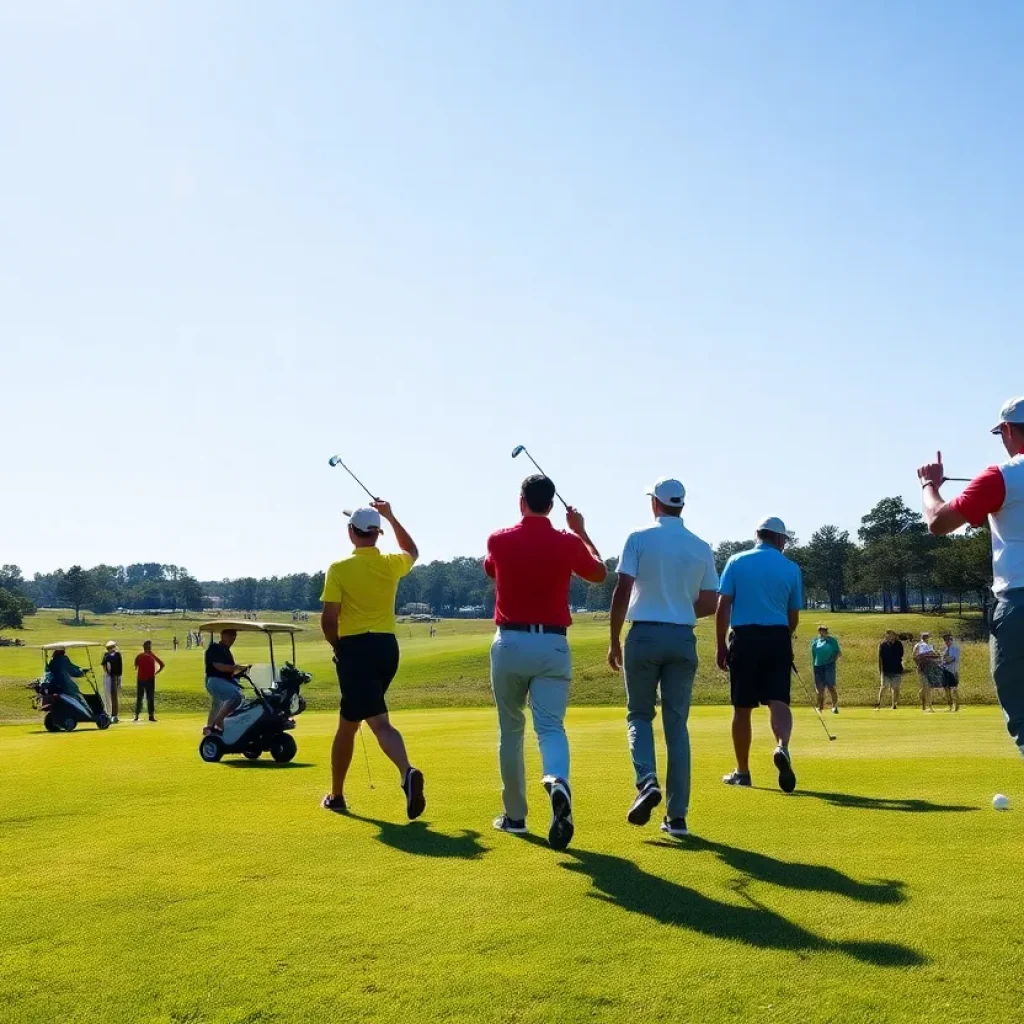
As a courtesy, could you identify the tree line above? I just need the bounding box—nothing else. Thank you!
[0,496,993,628]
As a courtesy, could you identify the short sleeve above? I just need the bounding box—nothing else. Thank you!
[320,564,343,604]
[700,545,719,591]
[569,535,603,579]
[718,559,736,597]
[788,568,803,611]
[483,534,497,579]
[948,466,1007,527]
[388,553,415,579]
[617,533,640,577]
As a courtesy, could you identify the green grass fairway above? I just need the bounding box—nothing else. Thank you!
[2,707,1021,1023]
[0,609,997,721]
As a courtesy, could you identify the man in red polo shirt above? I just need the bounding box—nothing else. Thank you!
[484,474,607,850]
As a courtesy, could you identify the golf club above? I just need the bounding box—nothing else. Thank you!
[791,664,838,741]
[328,454,378,502]
[510,445,568,509]
[358,724,374,789]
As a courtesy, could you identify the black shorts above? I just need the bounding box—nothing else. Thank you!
[728,626,792,708]
[941,669,959,688]
[334,632,400,723]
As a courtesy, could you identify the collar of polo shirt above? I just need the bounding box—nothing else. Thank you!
[352,547,381,556]
[520,516,553,527]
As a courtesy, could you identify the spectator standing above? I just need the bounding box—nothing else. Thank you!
[941,633,961,711]
[100,640,122,723]
[809,625,841,714]
[913,633,939,712]
[876,630,905,709]
[133,640,165,722]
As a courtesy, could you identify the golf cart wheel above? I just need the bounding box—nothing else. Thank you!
[269,733,297,763]
[61,716,77,732]
[242,748,262,760]
[43,712,60,733]
[96,713,111,731]
[198,735,225,763]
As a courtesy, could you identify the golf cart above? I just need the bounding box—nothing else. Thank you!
[29,641,111,732]
[196,620,311,764]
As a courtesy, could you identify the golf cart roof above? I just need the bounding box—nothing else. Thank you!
[40,641,104,651]
[198,620,303,635]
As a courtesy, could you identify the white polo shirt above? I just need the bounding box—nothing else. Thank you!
[618,517,718,627]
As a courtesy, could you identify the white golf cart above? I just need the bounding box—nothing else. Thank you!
[30,641,111,732]
[196,619,311,763]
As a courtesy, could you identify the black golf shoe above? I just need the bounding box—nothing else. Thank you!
[627,777,663,826]
[321,793,348,814]
[403,767,426,820]
[660,816,689,838]
[773,746,797,793]
[492,814,527,834]
[542,776,574,851]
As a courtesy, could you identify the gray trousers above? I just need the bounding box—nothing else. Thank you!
[992,589,1024,753]
[623,622,698,821]
[490,629,572,822]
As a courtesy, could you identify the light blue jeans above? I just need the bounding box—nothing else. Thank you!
[623,622,698,820]
[490,629,572,822]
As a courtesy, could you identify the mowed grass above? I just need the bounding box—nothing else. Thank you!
[0,609,998,722]
[1,706,1022,1023]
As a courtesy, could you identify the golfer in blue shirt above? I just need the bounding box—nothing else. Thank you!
[716,517,803,792]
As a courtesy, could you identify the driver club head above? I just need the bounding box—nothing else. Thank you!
[328,454,342,467]
[511,445,525,458]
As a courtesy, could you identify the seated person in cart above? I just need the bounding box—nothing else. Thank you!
[47,647,88,697]
[203,629,251,736]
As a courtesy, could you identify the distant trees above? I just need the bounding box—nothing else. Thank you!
[0,565,35,629]
[802,526,856,612]
[56,566,95,623]
[713,540,755,576]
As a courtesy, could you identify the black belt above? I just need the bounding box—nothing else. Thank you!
[499,623,568,636]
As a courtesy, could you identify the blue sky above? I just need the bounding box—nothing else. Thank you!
[2,1,1021,579]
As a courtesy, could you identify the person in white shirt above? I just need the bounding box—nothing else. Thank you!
[608,478,719,838]
[913,632,940,712]
[940,633,961,712]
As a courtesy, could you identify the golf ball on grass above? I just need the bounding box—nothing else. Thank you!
[993,794,1010,811]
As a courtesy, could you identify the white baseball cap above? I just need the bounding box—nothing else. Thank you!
[348,507,382,532]
[991,396,1024,434]
[646,478,686,507]
[105,640,116,649]
[756,516,794,538]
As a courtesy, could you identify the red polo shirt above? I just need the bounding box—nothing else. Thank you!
[484,517,605,627]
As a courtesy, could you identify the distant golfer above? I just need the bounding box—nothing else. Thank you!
[876,630,905,709]
[101,640,122,723]
[608,478,718,838]
[133,640,164,722]
[319,502,425,819]
[940,633,961,712]
[912,633,939,712]
[485,474,607,849]
[716,517,803,793]
[203,629,249,736]
[810,625,841,714]
[920,399,1024,755]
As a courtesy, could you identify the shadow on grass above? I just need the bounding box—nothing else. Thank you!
[560,848,925,967]
[647,837,905,904]
[794,790,978,813]
[221,760,315,769]
[345,814,487,860]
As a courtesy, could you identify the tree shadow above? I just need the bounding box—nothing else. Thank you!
[221,760,315,769]
[647,837,905,904]
[560,848,925,967]
[794,790,978,813]
[345,814,488,861]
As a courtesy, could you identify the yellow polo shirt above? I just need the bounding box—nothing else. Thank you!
[320,548,414,637]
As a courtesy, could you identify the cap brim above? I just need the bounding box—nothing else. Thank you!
[991,423,1004,434]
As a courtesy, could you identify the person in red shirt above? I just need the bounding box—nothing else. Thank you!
[484,474,606,850]
[133,640,165,722]
[919,395,1024,758]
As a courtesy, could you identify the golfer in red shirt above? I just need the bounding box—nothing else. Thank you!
[484,474,607,850]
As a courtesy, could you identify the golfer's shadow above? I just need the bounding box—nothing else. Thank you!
[793,790,978,813]
[647,837,905,904]
[345,813,487,861]
[559,848,925,967]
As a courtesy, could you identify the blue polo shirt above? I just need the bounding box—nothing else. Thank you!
[719,543,803,627]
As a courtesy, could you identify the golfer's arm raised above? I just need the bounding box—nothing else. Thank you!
[918,453,969,536]
[566,508,606,581]
[372,500,418,562]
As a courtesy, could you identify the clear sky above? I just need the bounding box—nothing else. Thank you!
[2,1,1021,580]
